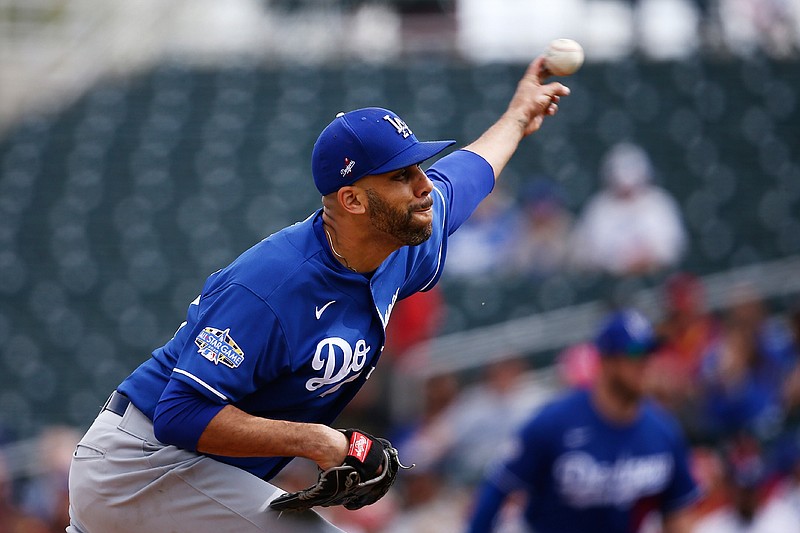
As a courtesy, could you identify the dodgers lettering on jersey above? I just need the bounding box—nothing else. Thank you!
[117,149,495,480]
[553,451,673,508]
[307,337,371,395]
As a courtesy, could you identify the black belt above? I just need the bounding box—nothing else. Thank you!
[102,390,131,416]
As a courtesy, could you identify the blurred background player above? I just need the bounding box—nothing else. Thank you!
[465,308,700,533]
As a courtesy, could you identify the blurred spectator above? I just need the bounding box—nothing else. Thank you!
[383,464,471,533]
[384,287,446,362]
[781,302,800,427]
[389,372,462,473]
[770,301,800,478]
[555,342,600,389]
[20,426,79,533]
[506,178,573,279]
[719,0,800,58]
[396,358,555,486]
[569,142,688,276]
[0,454,49,533]
[766,437,800,524]
[693,435,800,533]
[466,309,700,533]
[692,0,722,50]
[647,273,720,435]
[444,187,521,279]
[690,446,731,519]
[323,492,399,533]
[628,0,725,53]
[697,284,796,443]
[624,0,800,58]
[391,372,462,450]
[376,374,467,532]
[657,273,721,373]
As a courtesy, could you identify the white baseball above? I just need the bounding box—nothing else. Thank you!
[543,38,584,77]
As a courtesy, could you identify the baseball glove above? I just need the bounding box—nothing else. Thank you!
[269,429,412,512]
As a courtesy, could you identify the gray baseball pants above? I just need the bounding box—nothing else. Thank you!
[67,400,345,533]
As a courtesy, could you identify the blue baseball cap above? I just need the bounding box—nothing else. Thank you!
[594,309,659,358]
[311,107,456,196]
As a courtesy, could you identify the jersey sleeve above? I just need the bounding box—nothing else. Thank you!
[466,482,508,533]
[170,283,290,404]
[152,377,226,451]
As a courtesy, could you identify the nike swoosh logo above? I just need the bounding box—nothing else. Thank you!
[315,300,336,320]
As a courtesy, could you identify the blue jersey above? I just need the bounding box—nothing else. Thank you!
[472,388,699,533]
[117,149,494,480]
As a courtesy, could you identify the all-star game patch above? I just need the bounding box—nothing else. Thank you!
[194,326,245,368]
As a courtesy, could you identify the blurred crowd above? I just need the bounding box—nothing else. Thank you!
[0,426,78,533]
[446,141,688,280]
[626,0,800,59]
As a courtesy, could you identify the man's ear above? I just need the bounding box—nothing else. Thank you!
[337,186,367,215]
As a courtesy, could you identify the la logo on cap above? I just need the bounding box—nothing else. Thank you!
[383,115,412,138]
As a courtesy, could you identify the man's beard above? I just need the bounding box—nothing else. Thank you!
[366,189,433,246]
[607,372,644,406]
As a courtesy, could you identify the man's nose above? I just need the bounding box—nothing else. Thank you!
[414,167,433,197]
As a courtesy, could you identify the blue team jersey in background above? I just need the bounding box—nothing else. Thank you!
[488,388,700,533]
[117,149,494,480]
